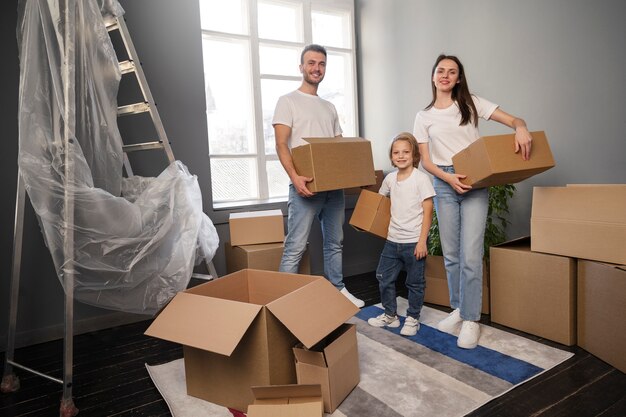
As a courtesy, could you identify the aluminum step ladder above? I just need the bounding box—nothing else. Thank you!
[1,13,216,417]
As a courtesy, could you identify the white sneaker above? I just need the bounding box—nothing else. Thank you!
[340,287,365,308]
[400,316,420,336]
[437,308,462,333]
[457,320,481,349]
[368,313,400,328]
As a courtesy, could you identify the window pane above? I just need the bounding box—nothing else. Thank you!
[266,160,289,198]
[203,37,256,154]
[312,8,351,48]
[261,79,301,155]
[210,158,259,202]
[258,0,303,42]
[259,44,301,76]
[318,52,356,136]
[199,0,248,35]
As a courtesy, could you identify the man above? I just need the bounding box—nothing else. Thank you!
[272,44,364,308]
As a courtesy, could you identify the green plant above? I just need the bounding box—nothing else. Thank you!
[427,184,516,261]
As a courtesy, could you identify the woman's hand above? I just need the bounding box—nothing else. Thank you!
[514,127,533,160]
[445,172,472,194]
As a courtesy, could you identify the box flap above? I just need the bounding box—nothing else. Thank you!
[322,324,357,367]
[251,384,322,400]
[293,345,327,367]
[144,292,262,356]
[267,279,359,349]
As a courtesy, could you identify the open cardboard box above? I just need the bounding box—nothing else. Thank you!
[349,189,391,239]
[292,137,376,192]
[247,384,323,417]
[144,269,359,412]
[452,130,555,188]
[293,323,360,413]
[229,209,285,246]
[531,184,626,265]
[490,237,576,345]
[577,260,626,373]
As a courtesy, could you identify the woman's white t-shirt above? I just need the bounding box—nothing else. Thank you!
[379,168,436,244]
[413,96,498,166]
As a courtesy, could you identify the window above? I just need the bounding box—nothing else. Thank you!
[200,0,358,208]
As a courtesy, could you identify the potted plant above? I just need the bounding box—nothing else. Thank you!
[425,184,516,313]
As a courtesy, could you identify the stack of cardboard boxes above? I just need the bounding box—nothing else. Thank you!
[490,184,626,374]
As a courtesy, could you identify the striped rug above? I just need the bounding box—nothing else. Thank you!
[146,299,573,417]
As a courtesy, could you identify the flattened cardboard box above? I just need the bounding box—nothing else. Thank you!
[452,130,554,188]
[293,323,360,413]
[490,237,576,346]
[349,189,391,239]
[225,241,311,274]
[144,269,359,413]
[425,256,489,314]
[248,384,323,417]
[577,260,626,373]
[345,169,384,195]
[531,184,626,265]
[229,209,284,246]
[292,137,376,192]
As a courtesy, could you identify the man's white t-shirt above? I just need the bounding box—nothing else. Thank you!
[413,96,498,166]
[272,89,342,149]
[379,168,436,244]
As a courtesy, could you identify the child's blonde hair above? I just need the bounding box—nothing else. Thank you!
[389,132,421,168]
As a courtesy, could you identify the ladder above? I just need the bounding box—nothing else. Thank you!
[1,12,216,417]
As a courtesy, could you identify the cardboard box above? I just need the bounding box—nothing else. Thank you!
[225,241,310,274]
[144,269,359,412]
[490,237,577,345]
[247,384,323,417]
[531,184,626,265]
[424,255,489,314]
[452,130,555,188]
[292,137,376,192]
[349,189,391,239]
[229,209,284,246]
[577,260,626,373]
[345,169,385,195]
[293,323,360,413]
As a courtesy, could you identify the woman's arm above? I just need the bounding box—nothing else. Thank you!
[417,143,471,194]
[489,108,533,160]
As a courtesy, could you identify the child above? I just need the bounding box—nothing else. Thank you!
[368,132,435,336]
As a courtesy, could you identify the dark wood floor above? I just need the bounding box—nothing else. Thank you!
[2,272,625,417]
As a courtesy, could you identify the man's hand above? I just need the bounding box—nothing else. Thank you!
[292,175,314,197]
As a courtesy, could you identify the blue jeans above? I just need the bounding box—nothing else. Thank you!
[434,166,488,321]
[376,240,426,320]
[279,184,346,289]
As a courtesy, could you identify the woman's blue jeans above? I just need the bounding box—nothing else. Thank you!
[279,184,345,289]
[434,166,488,321]
[376,240,426,320]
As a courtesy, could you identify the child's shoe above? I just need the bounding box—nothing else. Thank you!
[368,313,400,328]
[400,316,420,336]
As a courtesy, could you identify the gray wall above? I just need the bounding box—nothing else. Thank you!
[1,0,625,348]
[357,0,626,238]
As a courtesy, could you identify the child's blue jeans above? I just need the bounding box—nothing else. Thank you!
[376,240,426,320]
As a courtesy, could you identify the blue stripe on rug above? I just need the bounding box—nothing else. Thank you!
[357,306,543,385]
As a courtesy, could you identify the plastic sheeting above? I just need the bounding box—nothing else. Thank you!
[16,0,219,315]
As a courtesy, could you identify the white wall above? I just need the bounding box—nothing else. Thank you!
[357,0,626,238]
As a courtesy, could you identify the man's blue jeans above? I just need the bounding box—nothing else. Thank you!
[279,184,345,289]
[376,240,426,320]
[434,166,488,322]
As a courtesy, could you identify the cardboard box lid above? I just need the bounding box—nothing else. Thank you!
[144,292,262,356]
[267,278,359,349]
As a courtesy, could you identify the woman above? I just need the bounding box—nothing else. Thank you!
[413,54,532,349]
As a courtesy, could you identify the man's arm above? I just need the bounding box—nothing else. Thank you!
[274,123,314,197]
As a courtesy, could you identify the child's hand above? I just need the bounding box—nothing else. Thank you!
[414,241,427,259]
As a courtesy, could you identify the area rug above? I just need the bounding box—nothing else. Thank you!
[146,299,573,417]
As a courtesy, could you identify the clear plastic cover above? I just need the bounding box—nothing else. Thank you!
[17,0,219,315]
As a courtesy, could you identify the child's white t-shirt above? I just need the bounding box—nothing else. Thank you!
[413,95,498,166]
[272,89,342,149]
[379,168,436,244]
